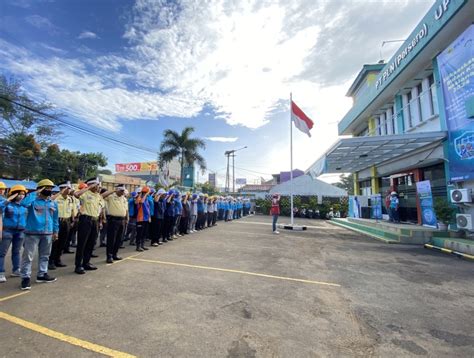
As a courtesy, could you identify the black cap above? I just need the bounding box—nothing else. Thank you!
[115,184,126,190]
[86,177,99,185]
[58,181,72,189]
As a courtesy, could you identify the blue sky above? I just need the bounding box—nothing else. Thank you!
[0,0,434,186]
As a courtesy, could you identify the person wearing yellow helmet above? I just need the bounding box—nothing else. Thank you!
[0,181,7,242]
[18,179,59,290]
[0,184,28,283]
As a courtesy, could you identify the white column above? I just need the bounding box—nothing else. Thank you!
[380,113,386,135]
[386,108,393,135]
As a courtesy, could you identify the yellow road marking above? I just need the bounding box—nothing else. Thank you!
[128,257,340,287]
[0,311,136,358]
[110,252,142,265]
[0,291,30,303]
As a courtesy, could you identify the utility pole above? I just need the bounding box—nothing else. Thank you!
[224,146,247,193]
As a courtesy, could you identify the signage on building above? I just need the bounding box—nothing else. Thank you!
[370,194,383,219]
[208,173,216,187]
[115,162,158,173]
[416,180,437,228]
[438,24,474,181]
[183,166,194,188]
[236,178,247,185]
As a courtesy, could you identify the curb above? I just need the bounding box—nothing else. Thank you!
[424,244,474,261]
[278,224,307,231]
[328,220,399,244]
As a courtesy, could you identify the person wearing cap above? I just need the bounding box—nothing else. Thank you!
[0,181,7,240]
[146,189,155,243]
[179,193,190,235]
[126,191,138,245]
[189,194,198,233]
[151,189,166,246]
[163,190,176,241]
[389,191,400,223]
[102,184,128,263]
[0,185,28,283]
[271,194,281,234]
[64,186,82,254]
[212,196,218,226]
[18,179,59,290]
[49,182,74,270]
[135,186,151,251]
[73,177,102,274]
[196,194,205,230]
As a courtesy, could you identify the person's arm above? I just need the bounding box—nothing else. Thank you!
[166,194,174,203]
[20,190,39,208]
[74,183,97,198]
[102,190,115,199]
[52,202,59,240]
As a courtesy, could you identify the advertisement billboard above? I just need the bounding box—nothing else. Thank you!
[236,178,247,185]
[115,162,158,173]
[437,25,474,181]
[208,173,216,187]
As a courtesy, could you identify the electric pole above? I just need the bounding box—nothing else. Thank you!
[224,146,247,193]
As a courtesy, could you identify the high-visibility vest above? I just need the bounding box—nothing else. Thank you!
[270,199,280,215]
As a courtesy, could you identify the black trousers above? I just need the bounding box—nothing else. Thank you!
[136,221,149,248]
[196,213,204,230]
[75,215,99,268]
[50,218,71,264]
[106,216,125,258]
[64,220,77,251]
[163,216,174,239]
[151,217,164,244]
[212,212,217,226]
[207,212,212,227]
[179,216,188,234]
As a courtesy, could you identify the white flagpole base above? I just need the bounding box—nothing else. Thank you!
[278,224,307,231]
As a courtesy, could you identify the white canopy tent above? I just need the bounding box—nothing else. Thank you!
[269,174,347,197]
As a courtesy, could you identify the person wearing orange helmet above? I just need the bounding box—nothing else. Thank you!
[0,184,28,283]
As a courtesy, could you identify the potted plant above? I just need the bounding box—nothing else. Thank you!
[434,197,456,231]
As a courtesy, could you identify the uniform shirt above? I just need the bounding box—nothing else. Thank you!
[174,198,182,216]
[197,199,204,213]
[153,198,165,219]
[147,196,154,216]
[191,200,198,215]
[135,195,151,222]
[71,196,80,217]
[165,199,175,217]
[55,195,74,219]
[80,191,102,218]
[128,198,137,218]
[105,193,128,217]
[390,196,399,209]
[20,192,59,234]
[0,201,27,230]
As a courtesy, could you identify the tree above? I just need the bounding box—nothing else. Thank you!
[159,127,206,185]
[98,169,113,175]
[0,133,41,179]
[196,182,217,195]
[335,174,354,195]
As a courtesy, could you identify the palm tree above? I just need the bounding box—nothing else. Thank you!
[159,127,206,185]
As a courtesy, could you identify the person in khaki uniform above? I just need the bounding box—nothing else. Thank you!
[102,184,128,263]
[49,182,74,269]
[74,178,102,274]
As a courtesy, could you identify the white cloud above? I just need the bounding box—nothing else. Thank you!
[2,0,434,142]
[205,137,238,143]
[77,31,99,40]
[25,15,58,34]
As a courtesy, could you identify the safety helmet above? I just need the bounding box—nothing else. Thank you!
[78,183,88,190]
[157,188,166,195]
[192,193,198,199]
[150,188,155,194]
[0,182,6,189]
[131,191,137,197]
[10,184,27,194]
[174,190,180,196]
[37,179,55,188]
[141,186,150,193]
[391,191,397,196]
[168,189,174,196]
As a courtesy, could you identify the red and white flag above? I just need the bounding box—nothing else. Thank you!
[291,100,314,137]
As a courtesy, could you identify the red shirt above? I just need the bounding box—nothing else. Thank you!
[270,198,280,215]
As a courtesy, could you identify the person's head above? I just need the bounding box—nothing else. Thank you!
[0,181,6,196]
[58,181,72,197]
[10,184,27,202]
[391,191,397,197]
[78,182,88,190]
[37,179,55,198]
[141,186,150,195]
[131,191,138,198]
[157,188,166,198]
[167,189,175,197]
[115,184,126,197]
[86,178,100,193]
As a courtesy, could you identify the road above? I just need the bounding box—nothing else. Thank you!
[1,215,473,357]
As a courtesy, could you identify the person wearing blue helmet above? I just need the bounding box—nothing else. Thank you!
[196,194,205,230]
[126,191,138,246]
[151,189,166,246]
[172,190,182,239]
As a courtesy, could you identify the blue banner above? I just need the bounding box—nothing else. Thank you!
[437,25,474,182]
[416,180,437,228]
[370,194,383,219]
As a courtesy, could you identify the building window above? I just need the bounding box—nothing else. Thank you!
[416,83,424,122]
[428,74,439,116]
[406,92,413,128]
[391,105,396,134]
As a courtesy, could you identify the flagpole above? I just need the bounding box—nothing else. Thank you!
[290,92,294,226]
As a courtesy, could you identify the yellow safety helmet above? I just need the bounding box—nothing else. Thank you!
[0,181,6,189]
[10,184,27,194]
[204,194,209,198]
[37,179,55,188]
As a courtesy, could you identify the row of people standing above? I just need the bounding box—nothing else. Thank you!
[0,179,252,290]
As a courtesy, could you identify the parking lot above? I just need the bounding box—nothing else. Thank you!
[1,215,473,357]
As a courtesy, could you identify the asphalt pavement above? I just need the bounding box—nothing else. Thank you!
[1,215,473,357]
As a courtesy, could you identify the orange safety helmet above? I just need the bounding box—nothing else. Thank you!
[141,186,150,193]
[78,183,88,190]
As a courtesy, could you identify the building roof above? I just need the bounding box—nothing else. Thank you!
[239,184,274,192]
[346,63,385,97]
[269,174,346,197]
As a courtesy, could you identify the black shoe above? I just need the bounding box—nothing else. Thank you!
[36,274,57,283]
[113,256,123,261]
[21,278,31,290]
[130,242,136,246]
[75,267,86,274]
[91,254,99,258]
[119,246,125,249]
[162,239,168,243]
[71,244,77,248]
[63,250,75,254]
[136,248,143,252]
[83,264,98,271]
[48,263,56,270]
[168,237,173,241]
[99,243,106,247]
[141,247,149,251]
[106,257,113,264]
[55,262,67,268]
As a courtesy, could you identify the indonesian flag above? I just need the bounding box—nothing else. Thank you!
[291,100,314,137]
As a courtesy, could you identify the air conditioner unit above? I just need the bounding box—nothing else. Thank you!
[450,189,472,203]
[456,214,473,231]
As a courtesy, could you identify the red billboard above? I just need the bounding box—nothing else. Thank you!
[115,162,158,173]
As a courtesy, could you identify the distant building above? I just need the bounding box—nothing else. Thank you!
[238,184,275,199]
[268,169,304,185]
[113,159,181,186]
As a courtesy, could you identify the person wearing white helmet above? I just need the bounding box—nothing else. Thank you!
[389,191,400,223]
